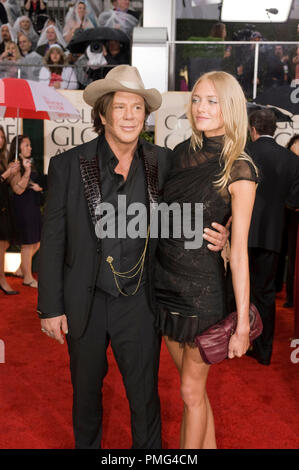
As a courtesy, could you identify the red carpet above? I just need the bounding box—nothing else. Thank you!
[0,278,298,449]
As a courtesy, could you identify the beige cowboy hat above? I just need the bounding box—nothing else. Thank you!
[83,65,162,112]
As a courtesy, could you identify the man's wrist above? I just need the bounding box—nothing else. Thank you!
[37,310,65,319]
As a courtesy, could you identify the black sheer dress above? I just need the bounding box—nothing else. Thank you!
[155,134,258,346]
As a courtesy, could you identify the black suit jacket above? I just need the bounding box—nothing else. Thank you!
[247,136,299,253]
[37,137,172,339]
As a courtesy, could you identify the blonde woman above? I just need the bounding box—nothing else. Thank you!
[0,40,21,78]
[155,71,258,449]
[0,40,21,61]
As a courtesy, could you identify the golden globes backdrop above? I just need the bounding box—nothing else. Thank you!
[43,90,97,174]
[275,116,299,147]
[155,92,299,150]
[0,117,21,147]
[155,92,192,149]
[42,90,299,173]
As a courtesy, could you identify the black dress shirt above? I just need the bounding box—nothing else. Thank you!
[96,136,148,296]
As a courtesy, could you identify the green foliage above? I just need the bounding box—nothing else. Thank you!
[140,130,154,144]
[182,36,225,59]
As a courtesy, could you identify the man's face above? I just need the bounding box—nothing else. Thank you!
[20,18,31,31]
[46,27,57,43]
[115,0,130,11]
[275,46,283,57]
[1,26,11,41]
[100,91,146,146]
[18,34,31,53]
[107,40,121,56]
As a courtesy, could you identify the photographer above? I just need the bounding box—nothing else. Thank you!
[0,40,21,77]
[74,38,130,88]
[234,30,267,98]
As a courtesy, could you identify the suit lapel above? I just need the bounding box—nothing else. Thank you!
[79,138,102,228]
[140,142,159,206]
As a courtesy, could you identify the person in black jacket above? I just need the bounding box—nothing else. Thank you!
[37,65,229,449]
[247,109,299,365]
[0,3,8,25]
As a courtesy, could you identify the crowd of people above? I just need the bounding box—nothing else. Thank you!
[0,0,140,87]
[183,21,299,97]
[0,127,43,293]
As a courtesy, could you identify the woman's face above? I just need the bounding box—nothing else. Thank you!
[7,43,18,60]
[50,48,62,63]
[20,138,32,159]
[0,131,5,150]
[77,2,86,19]
[20,18,31,31]
[291,140,299,156]
[191,79,225,137]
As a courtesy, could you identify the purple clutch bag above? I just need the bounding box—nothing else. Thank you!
[194,304,263,365]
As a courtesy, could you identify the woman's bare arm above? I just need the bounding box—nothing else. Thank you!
[227,179,256,358]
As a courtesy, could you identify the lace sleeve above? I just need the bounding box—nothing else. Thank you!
[228,158,259,187]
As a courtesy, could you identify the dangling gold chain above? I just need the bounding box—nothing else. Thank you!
[106,225,150,296]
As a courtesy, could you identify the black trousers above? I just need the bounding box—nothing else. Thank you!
[66,287,162,449]
[286,211,299,304]
[249,247,279,362]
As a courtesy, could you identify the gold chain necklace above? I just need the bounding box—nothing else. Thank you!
[106,225,150,296]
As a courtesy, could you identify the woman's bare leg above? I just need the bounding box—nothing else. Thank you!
[180,345,216,449]
[0,240,15,291]
[164,336,185,447]
[32,242,40,257]
[21,244,37,286]
[202,392,217,449]
[164,336,217,449]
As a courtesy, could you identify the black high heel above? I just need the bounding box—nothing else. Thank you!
[0,285,19,295]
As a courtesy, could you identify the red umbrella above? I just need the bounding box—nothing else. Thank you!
[0,78,80,159]
[0,78,80,120]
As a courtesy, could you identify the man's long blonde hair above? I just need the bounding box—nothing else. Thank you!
[188,70,256,190]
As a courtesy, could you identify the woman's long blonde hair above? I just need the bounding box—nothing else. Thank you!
[188,70,257,190]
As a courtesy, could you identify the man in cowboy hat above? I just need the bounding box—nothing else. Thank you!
[37,65,229,449]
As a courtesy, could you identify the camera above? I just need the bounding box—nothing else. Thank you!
[90,41,104,53]
[232,25,256,41]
